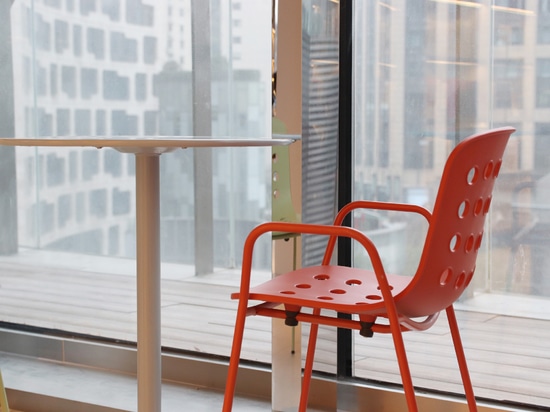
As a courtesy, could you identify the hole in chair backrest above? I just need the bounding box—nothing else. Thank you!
[450,233,461,252]
[458,200,470,218]
[494,159,502,177]
[475,232,483,250]
[467,166,479,185]
[440,268,453,286]
[483,196,492,214]
[473,198,484,216]
[455,271,466,289]
[465,234,475,253]
[483,161,494,179]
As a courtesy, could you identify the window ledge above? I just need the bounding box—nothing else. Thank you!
[0,328,529,412]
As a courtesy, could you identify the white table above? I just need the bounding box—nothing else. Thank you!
[0,135,296,412]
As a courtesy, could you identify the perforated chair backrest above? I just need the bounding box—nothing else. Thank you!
[396,127,515,317]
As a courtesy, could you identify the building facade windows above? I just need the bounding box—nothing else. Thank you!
[10,1,550,409]
[494,59,523,109]
[73,25,82,56]
[80,0,96,16]
[56,108,70,135]
[103,70,130,100]
[110,32,138,62]
[537,59,550,107]
[81,68,98,99]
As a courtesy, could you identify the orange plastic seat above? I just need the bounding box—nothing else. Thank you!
[222,127,515,412]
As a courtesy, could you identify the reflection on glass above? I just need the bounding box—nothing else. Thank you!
[353,0,550,407]
[0,0,272,353]
[9,0,271,258]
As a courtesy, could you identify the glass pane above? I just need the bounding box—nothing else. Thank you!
[0,0,272,361]
[300,0,341,378]
[353,1,550,408]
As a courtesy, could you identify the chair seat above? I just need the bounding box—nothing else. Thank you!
[232,265,411,314]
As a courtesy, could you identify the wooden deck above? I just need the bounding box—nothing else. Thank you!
[0,249,549,410]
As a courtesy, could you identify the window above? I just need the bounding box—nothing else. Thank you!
[110,32,138,62]
[537,59,550,107]
[82,149,99,180]
[2,1,550,410]
[101,0,120,21]
[80,0,95,16]
[86,27,104,59]
[104,150,122,177]
[75,109,91,135]
[61,66,76,97]
[125,0,154,26]
[95,109,106,135]
[56,108,70,135]
[55,20,69,53]
[35,15,51,51]
[81,68,98,99]
[37,66,47,96]
[353,1,549,408]
[535,123,550,174]
[112,188,131,215]
[50,63,58,95]
[143,36,156,64]
[103,70,129,100]
[44,0,62,8]
[5,0,269,364]
[58,194,72,227]
[73,25,82,56]
[495,8,525,45]
[108,225,119,254]
[89,188,107,218]
[144,110,157,135]
[495,59,523,108]
[135,73,146,100]
[46,153,65,186]
[539,0,550,43]
[111,110,137,135]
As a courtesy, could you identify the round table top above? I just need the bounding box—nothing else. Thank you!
[0,135,299,154]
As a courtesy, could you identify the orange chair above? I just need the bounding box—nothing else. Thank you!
[222,127,515,412]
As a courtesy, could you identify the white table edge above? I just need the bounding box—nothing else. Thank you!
[0,135,298,151]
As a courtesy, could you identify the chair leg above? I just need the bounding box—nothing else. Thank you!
[299,309,321,412]
[446,306,477,412]
[388,317,417,411]
[222,303,249,412]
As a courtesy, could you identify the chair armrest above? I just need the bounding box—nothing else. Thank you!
[334,200,432,226]
[318,201,431,266]
[237,222,393,299]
